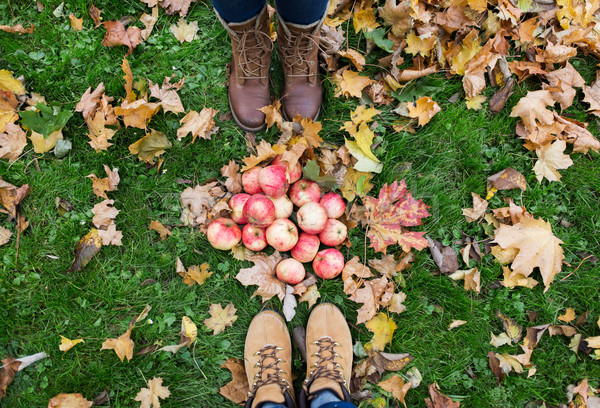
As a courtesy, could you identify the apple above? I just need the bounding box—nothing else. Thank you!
[276,258,306,285]
[242,224,267,251]
[242,167,263,195]
[291,233,320,263]
[259,165,289,198]
[229,193,251,224]
[273,155,302,184]
[313,248,345,279]
[319,192,346,219]
[266,218,299,252]
[297,202,327,234]
[243,194,276,227]
[289,180,321,207]
[271,195,293,219]
[207,217,242,250]
[318,219,348,246]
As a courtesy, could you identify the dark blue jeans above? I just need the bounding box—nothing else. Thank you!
[212,0,328,24]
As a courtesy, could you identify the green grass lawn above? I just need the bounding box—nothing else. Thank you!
[1,0,599,407]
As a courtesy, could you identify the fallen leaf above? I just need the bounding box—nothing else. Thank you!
[378,375,411,407]
[89,3,103,27]
[344,138,383,173]
[102,20,141,56]
[490,332,512,347]
[548,325,578,337]
[465,95,486,110]
[129,129,172,163]
[149,77,185,114]
[204,303,238,335]
[333,69,375,99]
[68,13,83,31]
[92,199,119,228]
[0,24,35,34]
[241,140,285,171]
[523,324,550,350]
[282,285,297,322]
[170,18,198,42]
[407,96,441,126]
[544,62,584,111]
[101,325,134,362]
[489,77,515,114]
[486,168,527,199]
[98,223,123,246]
[0,123,27,162]
[353,8,379,33]
[378,0,413,37]
[533,139,573,183]
[159,0,196,16]
[365,313,397,351]
[0,226,11,246]
[488,351,504,385]
[149,220,172,240]
[87,165,119,199]
[558,308,576,323]
[496,311,523,343]
[134,377,170,408]
[48,393,93,408]
[176,258,212,286]
[68,228,102,273]
[449,320,467,330]
[0,357,21,400]
[114,99,161,129]
[405,32,437,58]
[462,192,488,222]
[0,70,25,95]
[28,129,63,154]
[220,160,242,194]
[493,213,564,292]
[176,108,219,142]
[510,90,555,132]
[501,266,539,289]
[59,336,84,352]
[449,268,480,294]
[340,168,374,202]
[427,236,458,273]
[158,316,198,353]
[258,100,283,129]
[0,90,19,133]
[425,382,460,408]
[364,180,430,253]
[140,7,159,40]
[219,358,249,404]
[235,251,286,301]
[298,284,321,308]
[338,49,366,71]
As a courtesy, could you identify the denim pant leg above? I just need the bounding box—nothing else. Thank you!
[211,0,266,23]
[274,0,329,24]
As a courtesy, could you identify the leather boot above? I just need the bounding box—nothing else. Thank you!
[215,7,272,132]
[244,311,297,408]
[299,303,353,407]
[277,15,325,121]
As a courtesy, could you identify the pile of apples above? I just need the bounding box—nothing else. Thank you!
[207,155,348,285]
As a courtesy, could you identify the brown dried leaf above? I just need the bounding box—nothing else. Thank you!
[204,303,238,335]
[129,129,172,164]
[220,160,242,194]
[176,258,212,286]
[0,123,26,162]
[149,77,185,114]
[101,21,141,56]
[170,18,198,43]
[69,228,102,273]
[101,325,134,362]
[47,393,93,408]
[140,7,159,40]
[149,220,172,240]
[159,0,197,16]
[0,357,21,400]
[92,199,119,228]
[236,252,286,301]
[219,358,249,404]
[89,3,103,27]
[177,108,219,142]
[0,24,35,34]
[378,375,411,407]
[0,179,30,220]
[462,192,487,223]
[558,308,576,323]
[68,13,83,31]
[425,382,460,408]
[87,165,119,199]
[426,236,458,273]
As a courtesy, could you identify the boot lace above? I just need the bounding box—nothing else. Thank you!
[279,32,320,78]
[234,29,273,80]
[303,337,347,393]
[248,345,290,398]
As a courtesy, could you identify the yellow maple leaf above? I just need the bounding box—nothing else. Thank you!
[241,140,286,172]
[378,374,411,407]
[204,303,238,335]
[101,324,134,362]
[449,30,481,75]
[68,13,83,31]
[350,105,381,124]
[29,129,63,153]
[353,122,379,162]
[333,70,375,99]
[129,129,172,164]
[353,8,379,33]
[405,32,437,57]
[407,96,441,126]
[176,257,213,286]
[365,312,397,351]
[0,70,26,95]
[59,336,84,352]
[341,167,374,201]
[378,0,413,37]
[338,49,366,71]
[258,99,283,129]
[86,113,117,152]
[558,308,576,323]
[345,138,383,173]
[533,140,573,183]
[466,95,487,110]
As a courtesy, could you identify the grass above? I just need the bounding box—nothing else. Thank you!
[1,0,599,407]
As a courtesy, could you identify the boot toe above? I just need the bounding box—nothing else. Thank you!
[282,85,323,121]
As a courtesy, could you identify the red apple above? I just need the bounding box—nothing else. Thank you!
[297,202,328,234]
[243,194,276,227]
[266,218,299,252]
[242,224,267,251]
[313,248,345,279]
[318,219,348,246]
[271,195,293,219]
[207,217,242,250]
[276,258,306,285]
[242,167,263,195]
[289,180,321,207]
[319,192,346,219]
[291,233,320,263]
[259,165,289,198]
[229,193,251,224]
[273,155,302,184]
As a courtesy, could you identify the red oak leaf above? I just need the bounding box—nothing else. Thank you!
[364,180,430,253]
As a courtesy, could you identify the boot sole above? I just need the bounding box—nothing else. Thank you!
[281,105,321,123]
[228,94,267,133]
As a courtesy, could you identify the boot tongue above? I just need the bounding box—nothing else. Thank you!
[252,384,286,407]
